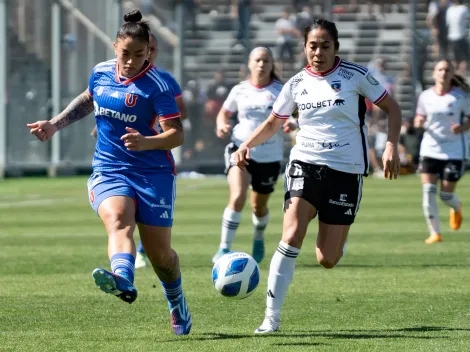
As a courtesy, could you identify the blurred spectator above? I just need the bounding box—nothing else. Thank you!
[292,0,310,13]
[427,0,449,59]
[446,0,470,75]
[232,0,252,53]
[275,7,300,78]
[366,57,395,123]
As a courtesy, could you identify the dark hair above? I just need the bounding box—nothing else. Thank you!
[248,47,281,82]
[303,18,340,51]
[437,59,470,93]
[116,10,150,43]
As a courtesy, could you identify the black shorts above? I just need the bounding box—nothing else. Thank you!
[418,157,464,182]
[451,38,470,62]
[224,142,281,194]
[284,160,363,225]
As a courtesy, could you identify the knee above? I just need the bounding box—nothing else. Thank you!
[229,194,246,211]
[316,252,340,269]
[101,210,133,233]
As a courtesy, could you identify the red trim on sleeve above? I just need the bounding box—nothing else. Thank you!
[159,113,181,121]
[373,91,388,105]
[273,111,290,119]
[174,93,183,98]
[88,89,93,97]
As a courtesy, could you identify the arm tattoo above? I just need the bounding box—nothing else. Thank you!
[50,89,94,131]
[161,117,183,132]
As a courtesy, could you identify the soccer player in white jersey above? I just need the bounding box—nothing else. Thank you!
[234,19,402,333]
[414,59,469,244]
[212,47,296,264]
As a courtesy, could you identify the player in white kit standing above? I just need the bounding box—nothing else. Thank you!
[212,47,296,264]
[234,18,402,333]
[414,59,469,244]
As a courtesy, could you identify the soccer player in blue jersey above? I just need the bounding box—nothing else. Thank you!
[27,9,192,336]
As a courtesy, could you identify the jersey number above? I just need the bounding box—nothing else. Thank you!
[125,93,138,107]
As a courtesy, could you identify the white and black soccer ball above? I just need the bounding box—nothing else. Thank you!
[212,252,260,299]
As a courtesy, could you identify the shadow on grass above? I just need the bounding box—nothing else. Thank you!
[159,326,456,343]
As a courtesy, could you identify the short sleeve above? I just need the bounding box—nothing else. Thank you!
[153,90,181,121]
[222,85,239,113]
[357,71,388,105]
[166,74,183,97]
[88,69,95,97]
[416,93,426,116]
[272,81,296,119]
[463,95,470,116]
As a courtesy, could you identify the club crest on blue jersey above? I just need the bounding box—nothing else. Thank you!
[125,93,138,107]
[331,81,341,92]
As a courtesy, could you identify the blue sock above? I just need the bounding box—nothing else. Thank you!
[161,276,182,303]
[110,253,135,284]
[137,242,145,254]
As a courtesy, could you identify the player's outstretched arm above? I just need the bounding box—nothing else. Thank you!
[27,89,94,142]
[235,113,284,169]
[376,95,402,180]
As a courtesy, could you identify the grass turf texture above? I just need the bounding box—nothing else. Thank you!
[1,175,470,352]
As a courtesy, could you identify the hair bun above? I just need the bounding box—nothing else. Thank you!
[124,9,142,23]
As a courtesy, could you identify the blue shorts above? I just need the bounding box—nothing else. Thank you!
[87,170,175,227]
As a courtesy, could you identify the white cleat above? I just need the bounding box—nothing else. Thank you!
[254,316,280,334]
[135,252,148,269]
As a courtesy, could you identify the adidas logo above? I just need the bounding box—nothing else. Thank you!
[344,209,353,215]
[160,211,169,219]
[267,289,276,298]
[300,89,308,96]
[110,91,119,98]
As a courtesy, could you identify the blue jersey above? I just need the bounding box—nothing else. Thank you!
[88,59,180,174]
[155,67,182,98]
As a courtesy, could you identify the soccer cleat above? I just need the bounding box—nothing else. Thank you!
[424,233,442,244]
[255,316,280,334]
[450,204,462,231]
[135,252,148,269]
[168,294,192,335]
[212,247,230,264]
[92,268,138,304]
[252,239,265,263]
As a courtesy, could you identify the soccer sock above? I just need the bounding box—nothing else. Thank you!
[266,241,300,320]
[252,211,270,241]
[440,191,461,211]
[137,241,145,254]
[161,276,182,304]
[422,184,440,235]
[220,207,242,249]
[110,253,135,283]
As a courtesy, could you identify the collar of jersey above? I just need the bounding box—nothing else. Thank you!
[432,86,454,96]
[304,56,341,78]
[249,79,273,89]
[115,61,153,85]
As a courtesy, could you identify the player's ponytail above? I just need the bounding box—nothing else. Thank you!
[451,74,470,94]
[116,9,150,43]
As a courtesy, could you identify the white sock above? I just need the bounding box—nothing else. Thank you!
[265,241,300,321]
[252,211,270,241]
[423,184,440,235]
[440,191,460,211]
[220,208,242,249]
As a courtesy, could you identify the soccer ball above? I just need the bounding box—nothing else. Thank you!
[212,252,260,299]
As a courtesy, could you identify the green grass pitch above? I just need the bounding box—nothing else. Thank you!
[1,174,470,351]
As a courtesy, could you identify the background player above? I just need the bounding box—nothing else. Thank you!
[234,18,402,333]
[27,10,192,335]
[414,59,469,244]
[212,47,296,264]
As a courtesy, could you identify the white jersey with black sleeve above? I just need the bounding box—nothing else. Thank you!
[272,57,389,175]
[223,80,285,163]
[416,87,470,160]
